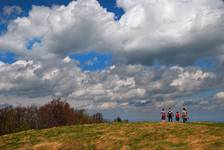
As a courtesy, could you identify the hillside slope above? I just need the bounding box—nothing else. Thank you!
[0,122,224,150]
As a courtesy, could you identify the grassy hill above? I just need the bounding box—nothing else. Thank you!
[0,122,224,150]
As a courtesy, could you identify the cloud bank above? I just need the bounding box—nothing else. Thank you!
[0,58,223,110]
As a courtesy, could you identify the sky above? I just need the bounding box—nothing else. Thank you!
[0,0,224,122]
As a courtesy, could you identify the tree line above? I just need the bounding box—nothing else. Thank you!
[0,99,104,135]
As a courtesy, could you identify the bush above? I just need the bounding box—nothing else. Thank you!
[114,116,122,122]
[113,117,129,123]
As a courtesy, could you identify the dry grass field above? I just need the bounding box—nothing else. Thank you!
[0,122,224,150]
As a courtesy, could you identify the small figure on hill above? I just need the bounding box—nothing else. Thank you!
[161,108,166,122]
[182,108,188,123]
[167,108,174,122]
[175,111,180,122]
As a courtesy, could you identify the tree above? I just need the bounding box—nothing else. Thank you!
[91,112,103,123]
[38,98,76,128]
[0,107,16,135]
[0,98,105,135]
[114,116,122,122]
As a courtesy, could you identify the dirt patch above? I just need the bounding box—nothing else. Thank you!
[167,136,180,144]
[33,142,61,150]
[121,145,128,150]
[60,139,86,150]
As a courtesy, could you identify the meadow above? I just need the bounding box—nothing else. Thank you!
[0,122,224,150]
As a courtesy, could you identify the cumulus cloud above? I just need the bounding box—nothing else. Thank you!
[214,91,224,104]
[3,6,23,16]
[0,0,118,58]
[215,91,224,99]
[0,58,223,110]
[0,58,84,98]
[170,68,216,91]
[98,102,119,109]
[0,0,224,64]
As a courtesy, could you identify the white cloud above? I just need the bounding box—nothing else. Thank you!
[0,59,222,110]
[63,56,72,63]
[3,6,23,16]
[213,91,224,106]
[0,0,118,58]
[0,0,224,64]
[214,92,224,102]
[42,68,59,80]
[214,91,224,99]
[170,69,216,91]
[98,102,118,109]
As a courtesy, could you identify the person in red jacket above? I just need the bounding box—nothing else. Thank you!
[175,111,180,122]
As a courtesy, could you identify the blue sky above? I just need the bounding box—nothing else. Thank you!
[70,51,112,71]
[0,51,17,64]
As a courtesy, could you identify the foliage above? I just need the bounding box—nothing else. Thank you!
[113,116,128,123]
[0,98,104,135]
[114,116,122,122]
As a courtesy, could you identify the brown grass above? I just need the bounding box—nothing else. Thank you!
[33,142,61,150]
[0,122,224,150]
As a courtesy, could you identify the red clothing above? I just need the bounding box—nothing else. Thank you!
[161,111,166,120]
[176,113,180,118]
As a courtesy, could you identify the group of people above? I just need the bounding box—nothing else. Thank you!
[161,107,189,123]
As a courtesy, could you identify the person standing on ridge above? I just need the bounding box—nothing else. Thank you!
[175,111,180,122]
[161,108,166,122]
[182,108,188,123]
[167,108,174,122]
